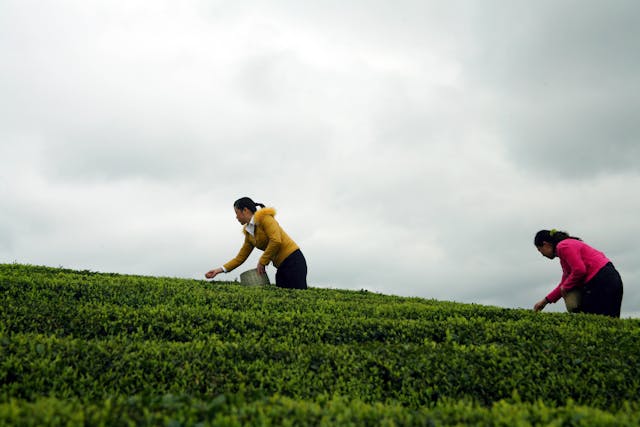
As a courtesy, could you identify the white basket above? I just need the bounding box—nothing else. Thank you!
[239,268,271,286]
[563,288,582,313]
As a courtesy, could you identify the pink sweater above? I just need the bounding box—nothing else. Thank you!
[547,239,610,303]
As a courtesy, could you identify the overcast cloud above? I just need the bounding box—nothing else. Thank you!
[1,0,639,317]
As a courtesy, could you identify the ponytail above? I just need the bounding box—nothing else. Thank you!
[233,197,265,213]
[534,229,582,248]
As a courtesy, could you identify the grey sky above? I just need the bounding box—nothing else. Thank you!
[1,0,639,317]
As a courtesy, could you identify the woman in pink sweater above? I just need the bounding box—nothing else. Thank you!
[533,229,623,317]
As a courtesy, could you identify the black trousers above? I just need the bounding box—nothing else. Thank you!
[275,249,308,289]
[580,262,623,318]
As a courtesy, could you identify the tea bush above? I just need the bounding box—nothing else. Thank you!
[1,263,639,425]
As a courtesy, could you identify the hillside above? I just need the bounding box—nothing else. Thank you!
[1,263,640,426]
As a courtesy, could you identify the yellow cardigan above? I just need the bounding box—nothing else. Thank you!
[223,207,300,271]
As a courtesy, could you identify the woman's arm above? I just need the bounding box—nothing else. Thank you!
[205,238,254,279]
[556,244,587,290]
[534,297,549,311]
[224,238,255,272]
[205,267,224,279]
[257,215,283,267]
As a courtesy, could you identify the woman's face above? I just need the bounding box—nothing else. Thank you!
[234,207,253,225]
[537,242,555,259]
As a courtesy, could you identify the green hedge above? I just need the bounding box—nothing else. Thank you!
[2,395,640,426]
[1,263,640,425]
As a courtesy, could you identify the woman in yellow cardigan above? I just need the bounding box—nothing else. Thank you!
[205,197,308,289]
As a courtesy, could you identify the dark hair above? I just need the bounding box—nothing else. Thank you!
[233,197,265,213]
[534,229,581,248]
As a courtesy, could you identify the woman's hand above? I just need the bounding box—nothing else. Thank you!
[256,263,266,275]
[205,268,223,279]
[534,298,548,312]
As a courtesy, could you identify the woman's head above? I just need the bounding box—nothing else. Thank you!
[534,229,580,259]
[233,197,265,225]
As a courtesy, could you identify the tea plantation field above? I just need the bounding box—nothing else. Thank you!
[1,263,640,426]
